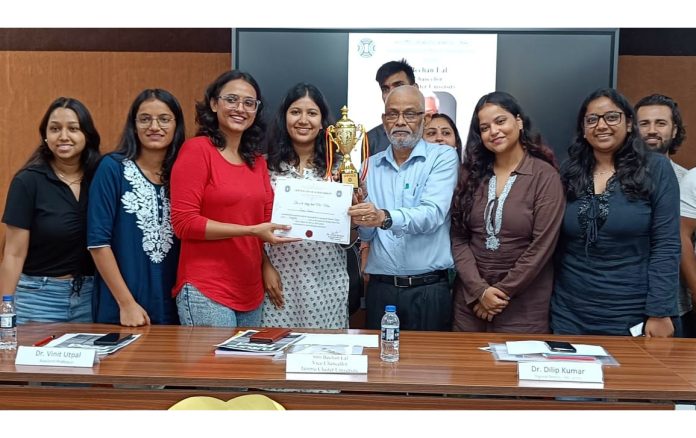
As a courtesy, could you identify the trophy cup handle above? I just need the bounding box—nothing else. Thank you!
[355,125,365,142]
[326,125,337,144]
[358,124,370,182]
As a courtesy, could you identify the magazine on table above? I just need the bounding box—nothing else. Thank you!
[483,343,620,366]
[45,333,140,356]
[214,329,305,356]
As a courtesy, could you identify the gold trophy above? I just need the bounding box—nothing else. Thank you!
[326,106,369,189]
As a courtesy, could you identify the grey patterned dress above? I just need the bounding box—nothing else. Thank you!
[261,163,349,329]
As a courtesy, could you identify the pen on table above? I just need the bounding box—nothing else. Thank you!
[33,335,55,347]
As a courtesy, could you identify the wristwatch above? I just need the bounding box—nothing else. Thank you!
[380,209,393,230]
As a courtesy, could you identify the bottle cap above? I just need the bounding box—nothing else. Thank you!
[385,305,396,312]
[2,295,13,302]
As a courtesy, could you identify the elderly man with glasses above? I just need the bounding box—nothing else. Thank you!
[348,86,459,331]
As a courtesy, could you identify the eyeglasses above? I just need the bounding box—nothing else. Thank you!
[135,114,174,129]
[584,111,623,128]
[217,94,261,112]
[384,111,425,123]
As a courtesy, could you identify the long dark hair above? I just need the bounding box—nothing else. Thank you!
[266,82,334,173]
[194,70,265,168]
[452,91,556,231]
[22,97,101,180]
[562,88,650,201]
[113,89,186,197]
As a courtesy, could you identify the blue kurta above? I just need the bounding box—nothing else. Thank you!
[87,154,179,324]
[551,153,680,335]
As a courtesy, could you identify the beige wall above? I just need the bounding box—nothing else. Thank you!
[0,51,230,241]
[618,55,696,169]
[3,50,696,242]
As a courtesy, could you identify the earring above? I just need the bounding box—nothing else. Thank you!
[44,138,48,143]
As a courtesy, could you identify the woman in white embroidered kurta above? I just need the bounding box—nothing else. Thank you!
[261,83,351,329]
[87,89,185,326]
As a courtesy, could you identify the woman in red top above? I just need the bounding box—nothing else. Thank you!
[170,70,298,327]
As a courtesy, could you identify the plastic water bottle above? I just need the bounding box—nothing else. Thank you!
[0,295,17,350]
[380,305,399,362]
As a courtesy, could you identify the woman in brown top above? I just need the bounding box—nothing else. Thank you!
[451,91,565,333]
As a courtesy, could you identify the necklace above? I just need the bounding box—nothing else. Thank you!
[53,167,83,186]
[483,174,517,251]
[57,173,83,185]
[594,168,615,176]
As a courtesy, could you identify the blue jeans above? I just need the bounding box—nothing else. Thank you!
[15,274,94,324]
[176,283,262,328]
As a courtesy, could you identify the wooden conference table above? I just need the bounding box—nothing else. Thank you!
[0,323,695,410]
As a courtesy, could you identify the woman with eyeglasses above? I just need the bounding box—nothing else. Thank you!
[0,97,100,323]
[88,89,185,326]
[551,88,681,337]
[450,91,564,333]
[170,70,298,327]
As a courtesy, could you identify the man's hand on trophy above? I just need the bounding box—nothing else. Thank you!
[347,202,383,228]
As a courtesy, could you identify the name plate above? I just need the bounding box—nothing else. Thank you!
[286,353,368,374]
[518,361,603,383]
[15,346,97,368]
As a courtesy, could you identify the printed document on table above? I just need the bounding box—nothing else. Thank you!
[215,330,305,356]
[46,333,140,356]
[505,341,609,356]
[271,177,353,244]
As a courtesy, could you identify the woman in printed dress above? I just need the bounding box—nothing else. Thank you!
[262,82,357,329]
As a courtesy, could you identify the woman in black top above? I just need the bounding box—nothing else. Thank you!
[0,97,101,323]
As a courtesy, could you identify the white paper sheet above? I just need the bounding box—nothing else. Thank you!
[505,340,609,356]
[295,334,378,348]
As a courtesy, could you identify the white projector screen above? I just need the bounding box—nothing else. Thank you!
[347,32,497,146]
[235,29,617,164]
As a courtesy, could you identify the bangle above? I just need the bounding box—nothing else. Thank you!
[479,289,487,301]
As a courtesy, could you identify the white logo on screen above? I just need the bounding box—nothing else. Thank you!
[357,39,375,58]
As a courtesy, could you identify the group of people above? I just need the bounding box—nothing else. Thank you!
[0,58,693,340]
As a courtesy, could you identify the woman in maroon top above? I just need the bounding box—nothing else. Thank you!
[170,70,298,327]
[450,92,565,333]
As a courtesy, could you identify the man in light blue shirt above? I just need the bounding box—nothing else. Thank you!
[348,85,459,330]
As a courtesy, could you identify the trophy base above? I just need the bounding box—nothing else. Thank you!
[341,173,359,189]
